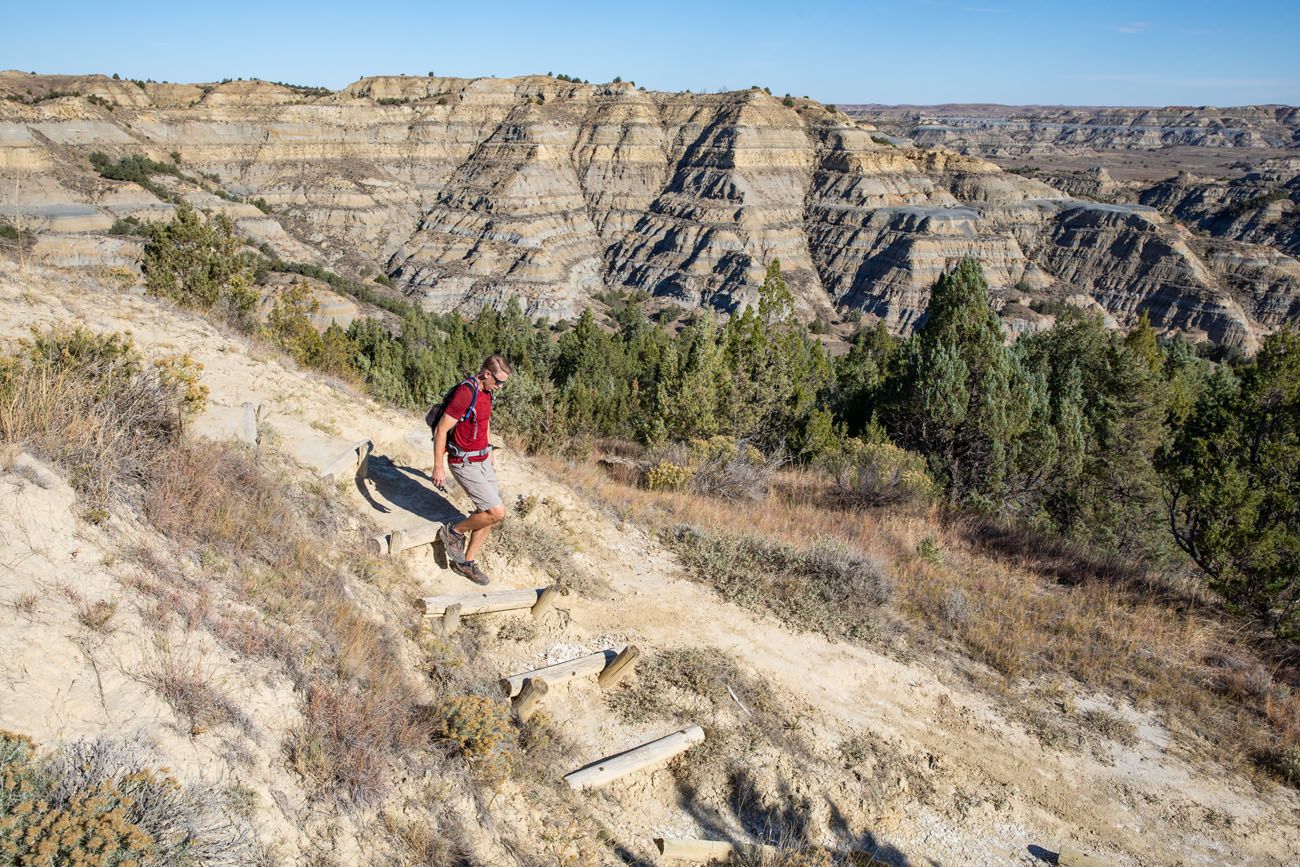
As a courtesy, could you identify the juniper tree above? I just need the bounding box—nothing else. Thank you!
[719,261,832,448]
[142,202,255,326]
[1160,329,1300,639]
[834,320,901,437]
[653,315,723,442]
[890,259,1057,511]
[554,309,632,435]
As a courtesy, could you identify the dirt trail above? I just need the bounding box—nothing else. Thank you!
[2,262,1298,865]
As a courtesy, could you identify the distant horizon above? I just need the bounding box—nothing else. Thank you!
[5,69,1297,112]
[4,0,1298,106]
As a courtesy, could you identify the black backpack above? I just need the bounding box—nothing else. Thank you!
[425,377,481,441]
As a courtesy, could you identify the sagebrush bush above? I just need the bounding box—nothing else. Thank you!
[434,695,511,758]
[825,439,936,509]
[642,437,777,500]
[431,694,516,783]
[644,459,695,492]
[0,730,255,866]
[1259,745,1300,787]
[688,436,777,500]
[663,525,891,641]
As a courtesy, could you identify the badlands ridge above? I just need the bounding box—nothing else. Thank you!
[2,71,1299,346]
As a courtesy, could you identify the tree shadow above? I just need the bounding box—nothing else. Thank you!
[826,801,914,866]
[672,767,914,866]
[357,453,463,525]
[674,775,734,843]
[727,767,814,845]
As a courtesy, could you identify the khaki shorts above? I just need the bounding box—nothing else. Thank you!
[449,458,503,513]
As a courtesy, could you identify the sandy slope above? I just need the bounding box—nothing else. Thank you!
[1,259,1298,866]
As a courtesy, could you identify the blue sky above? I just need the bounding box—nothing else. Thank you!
[5,0,1297,106]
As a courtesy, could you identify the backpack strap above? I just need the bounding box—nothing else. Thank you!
[446,378,482,458]
[455,378,480,423]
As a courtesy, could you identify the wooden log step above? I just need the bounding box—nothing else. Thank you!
[419,586,552,617]
[320,438,372,482]
[441,603,462,636]
[564,725,704,791]
[531,584,562,619]
[500,650,618,698]
[597,644,641,688]
[389,522,443,557]
[655,838,877,865]
[513,677,548,722]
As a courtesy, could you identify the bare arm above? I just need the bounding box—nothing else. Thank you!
[431,411,458,488]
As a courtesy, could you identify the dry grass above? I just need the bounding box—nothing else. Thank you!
[379,808,466,866]
[11,591,40,616]
[608,647,795,750]
[6,460,50,489]
[75,598,118,632]
[1079,708,1139,747]
[0,326,186,507]
[539,447,1300,786]
[151,648,254,737]
[143,439,304,570]
[606,645,815,813]
[142,441,439,805]
[0,327,444,810]
[289,675,429,802]
[132,437,557,813]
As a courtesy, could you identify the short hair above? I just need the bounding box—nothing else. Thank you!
[482,354,512,376]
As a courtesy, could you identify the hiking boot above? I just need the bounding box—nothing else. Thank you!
[439,524,467,564]
[451,559,491,586]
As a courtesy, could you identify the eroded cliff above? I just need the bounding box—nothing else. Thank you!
[847,104,1300,154]
[1,72,1294,344]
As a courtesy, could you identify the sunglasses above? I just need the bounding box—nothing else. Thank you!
[485,369,509,388]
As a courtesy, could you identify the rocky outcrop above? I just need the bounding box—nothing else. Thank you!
[1026,204,1253,344]
[388,102,609,316]
[1034,167,1132,203]
[1197,239,1300,328]
[846,104,1300,155]
[1139,161,1300,257]
[605,91,826,316]
[1,74,1296,343]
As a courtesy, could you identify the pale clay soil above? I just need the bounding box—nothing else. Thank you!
[1,259,1298,865]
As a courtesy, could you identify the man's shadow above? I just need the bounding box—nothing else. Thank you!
[356,453,464,525]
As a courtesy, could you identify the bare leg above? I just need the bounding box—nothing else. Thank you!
[463,522,495,562]
[453,510,497,536]
[455,503,506,562]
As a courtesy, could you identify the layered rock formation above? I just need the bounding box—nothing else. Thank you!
[846,104,1300,154]
[1139,159,1300,257]
[1,72,1296,344]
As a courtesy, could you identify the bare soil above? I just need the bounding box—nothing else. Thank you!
[2,258,1298,865]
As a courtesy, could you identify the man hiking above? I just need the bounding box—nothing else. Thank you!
[432,355,511,585]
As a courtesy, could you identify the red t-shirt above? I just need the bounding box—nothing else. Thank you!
[444,380,492,458]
